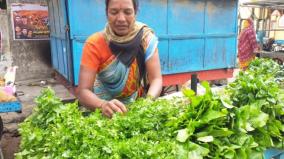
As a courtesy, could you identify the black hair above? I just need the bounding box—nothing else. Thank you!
[105,0,139,14]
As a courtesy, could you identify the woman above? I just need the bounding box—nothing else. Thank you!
[238,19,259,70]
[77,0,162,117]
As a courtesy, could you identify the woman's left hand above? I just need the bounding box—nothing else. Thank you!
[100,99,127,118]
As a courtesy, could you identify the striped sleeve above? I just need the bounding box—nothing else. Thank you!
[143,33,159,62]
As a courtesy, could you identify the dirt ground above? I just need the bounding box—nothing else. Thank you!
[1,133,20,159]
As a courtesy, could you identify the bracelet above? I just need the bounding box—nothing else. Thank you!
[146,95,155,100]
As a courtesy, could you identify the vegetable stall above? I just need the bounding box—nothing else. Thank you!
[16,58,284,159]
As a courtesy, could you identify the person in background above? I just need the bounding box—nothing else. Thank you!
[14,15,23,26]
[27,30,33,39]
[77,0,162,118]
[21,16,28,25]
[263,38,275,52]
[14,25,22,39]
[238,19,259,70]
[21,28,28,39]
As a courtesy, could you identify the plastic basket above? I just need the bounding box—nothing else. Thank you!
[0,101,22,113]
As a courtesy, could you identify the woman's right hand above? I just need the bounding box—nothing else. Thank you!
[100,99,127,118]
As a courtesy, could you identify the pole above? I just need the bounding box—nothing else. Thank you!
[191,74,198,94]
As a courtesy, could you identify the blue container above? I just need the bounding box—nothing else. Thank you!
[257,30,266,44]
[275,40,284,45]
[264,148,284,159]
[48,0,239,85]
[0,101,22,113]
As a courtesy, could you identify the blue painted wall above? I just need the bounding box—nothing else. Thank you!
[48,0,73,82]
[48,0,239,85]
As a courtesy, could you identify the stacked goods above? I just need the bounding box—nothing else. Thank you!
[16,58,284,159]
[0,90,17,102]
[0,78,5,87]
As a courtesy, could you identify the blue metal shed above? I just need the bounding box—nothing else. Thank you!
[48,0,239,86]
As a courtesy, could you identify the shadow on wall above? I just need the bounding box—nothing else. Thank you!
[10,40,53,81]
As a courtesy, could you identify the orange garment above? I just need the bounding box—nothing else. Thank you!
[81,33,113,72]
[81,33,140,98]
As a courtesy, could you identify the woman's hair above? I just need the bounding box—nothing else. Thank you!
[105,0,139,14]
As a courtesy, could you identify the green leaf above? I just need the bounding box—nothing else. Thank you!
[188,142,209,158]
[201,81,210,94]
[220,97,234,109]
[176,129,190,143]
[223,149,235,159]
[209,128,234,137]
[200,109,227,123]
[249,107,269,128]
[197,136,214,143]
[188,151,203,159]
[182,88,195,98]
[249,150,264,159]
[175,145,189,159]
[62,150,71,158]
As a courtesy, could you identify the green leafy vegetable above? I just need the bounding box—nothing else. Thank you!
[16,58,284,159]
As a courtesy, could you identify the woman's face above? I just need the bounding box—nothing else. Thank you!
[107,0,136,36]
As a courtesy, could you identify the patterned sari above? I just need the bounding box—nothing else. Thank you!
[81,22,158,104]
[238,19,258,70]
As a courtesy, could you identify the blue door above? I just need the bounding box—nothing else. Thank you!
[48,0,73,83]
[166,0,238,74]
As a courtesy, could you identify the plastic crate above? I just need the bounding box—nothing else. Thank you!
[0,101,22,113]
[264,148,284,159]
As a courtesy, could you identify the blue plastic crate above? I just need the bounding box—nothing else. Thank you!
[264,148,284,159]
[275,40,284,45]
[0,101,22,113]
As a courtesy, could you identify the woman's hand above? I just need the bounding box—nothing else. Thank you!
[100,99,127,118]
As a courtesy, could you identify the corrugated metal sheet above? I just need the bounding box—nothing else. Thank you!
[241,0,284,8]
[48,0,73,83]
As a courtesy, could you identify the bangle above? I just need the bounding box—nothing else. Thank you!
[99,100,107,108]
[146,95,155,100]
